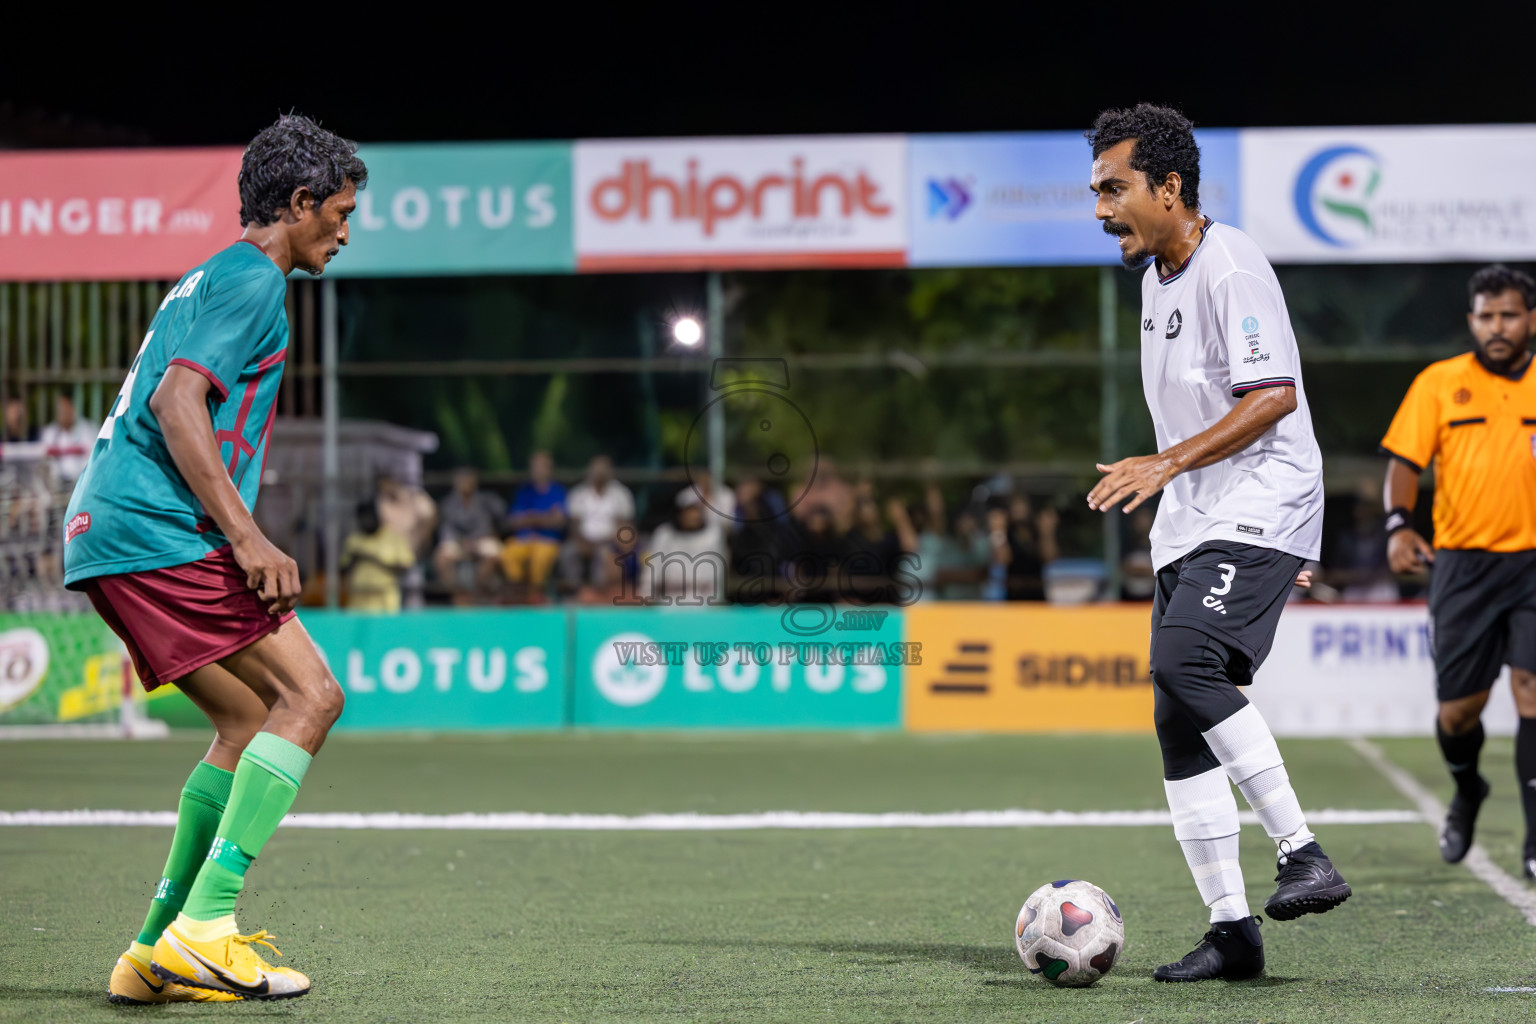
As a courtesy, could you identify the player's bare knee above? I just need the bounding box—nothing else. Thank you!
[1438,701,1484,735]
[1510,670,1536,716]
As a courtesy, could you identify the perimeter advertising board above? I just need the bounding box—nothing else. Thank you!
[306,609,567,731]
[332,143,574,275]
[907,131,1240,267]
[1241,126,1536,262]
[1249,604,1516,737]
[0,149,244,281]
[573,607,906,728]
[903,604,1154,732]
[573,137,908,271]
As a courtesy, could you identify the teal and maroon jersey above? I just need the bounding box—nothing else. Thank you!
[63,240,288,587]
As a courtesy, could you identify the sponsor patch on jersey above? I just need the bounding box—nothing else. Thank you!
[1165,309,1182,339]
[1236,524,1264,536]
[1142,318,1155,332]
[1453,388,1472,405]
[65,512,91,543]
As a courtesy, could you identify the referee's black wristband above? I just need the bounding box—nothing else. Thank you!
[1384,506,1414,537]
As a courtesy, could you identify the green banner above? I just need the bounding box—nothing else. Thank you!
[0,612,120,725]
[307,609,567,731]
[332,142,574,276]
[573,607,906,729]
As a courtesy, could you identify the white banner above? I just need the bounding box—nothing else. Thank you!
[1249,604,1517,737]
[1240,127,1536,263]
[574,136,907,270]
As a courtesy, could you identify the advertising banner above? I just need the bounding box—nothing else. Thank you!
[307,609,567,731]
[907,130,1240,267]
[333,143,575,276]
[1240,126,1536,262]
[1249,604,1516,737]
[573,607,906,728]
[0,148,244,281]
[573,137,908,271]
[903,603,1154,732]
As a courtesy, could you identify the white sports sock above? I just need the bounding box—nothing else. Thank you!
[1203,704,1315,851]
[1166,766,1250,924]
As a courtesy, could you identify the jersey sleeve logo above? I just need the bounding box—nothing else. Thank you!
[65,512,91,543]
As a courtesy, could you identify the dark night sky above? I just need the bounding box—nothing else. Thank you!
[4,8,1534,147]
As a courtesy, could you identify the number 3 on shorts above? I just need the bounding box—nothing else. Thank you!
[1210,563,1236,596]
[99,331,152,441]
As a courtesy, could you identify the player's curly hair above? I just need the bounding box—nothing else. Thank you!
[238,114,368,227]
[1467,264,1536,311]
[1086,104,1201,211]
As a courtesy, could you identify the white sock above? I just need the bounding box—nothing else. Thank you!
[1166,766,1250,924]
[1203,704,1315,852]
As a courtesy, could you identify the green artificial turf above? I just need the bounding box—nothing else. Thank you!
[2,733,1534,1023]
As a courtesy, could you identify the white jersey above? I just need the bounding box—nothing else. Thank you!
[1138,220,1323,571]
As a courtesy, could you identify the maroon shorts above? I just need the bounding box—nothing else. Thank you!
[84,545,295,691]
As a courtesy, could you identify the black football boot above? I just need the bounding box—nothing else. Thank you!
[1439,777,1490,864]
[1522,844,1536,883]
[1153,916,1264,982]
[1264,840,1352,921]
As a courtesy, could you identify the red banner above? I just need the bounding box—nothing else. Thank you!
[0,148,244,281]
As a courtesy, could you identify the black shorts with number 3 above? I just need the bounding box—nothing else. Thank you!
[1150,541,1306,686]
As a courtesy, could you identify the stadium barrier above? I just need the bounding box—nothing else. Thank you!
[2,604,1499,736]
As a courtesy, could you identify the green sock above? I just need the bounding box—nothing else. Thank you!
[134,761,234,947]
[180,733,312,923]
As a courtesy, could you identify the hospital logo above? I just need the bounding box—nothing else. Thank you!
[1293,145,1381,248]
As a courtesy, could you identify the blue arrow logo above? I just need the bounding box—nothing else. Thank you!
[926,178,972,220]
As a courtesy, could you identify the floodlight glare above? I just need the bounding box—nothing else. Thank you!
[672,317,703,347]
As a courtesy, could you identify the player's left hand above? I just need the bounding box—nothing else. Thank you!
[1087,455,1179,514]
[1294,569,1312,588]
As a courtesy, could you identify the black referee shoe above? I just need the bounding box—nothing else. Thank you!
[1439,778,1490,864]
[1153,916,1264,982]
[1264,841,1352,921]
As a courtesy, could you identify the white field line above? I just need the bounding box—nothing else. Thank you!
[1349,737,1536,927]
[0,808,1421,831]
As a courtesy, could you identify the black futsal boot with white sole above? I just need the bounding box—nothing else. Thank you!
[1264,840,1352,921]
[1153,916,1264,982]
[1440,778,1490,864]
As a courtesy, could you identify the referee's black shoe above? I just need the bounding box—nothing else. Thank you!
[1263,841,1352,921]
[1439,778,1490,864]
[1152,916,1264,982]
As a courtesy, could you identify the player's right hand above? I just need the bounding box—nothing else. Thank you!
[1387,529,1435,574]
[234,535,303,615]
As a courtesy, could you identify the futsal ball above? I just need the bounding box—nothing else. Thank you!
[1014,879,1125,987]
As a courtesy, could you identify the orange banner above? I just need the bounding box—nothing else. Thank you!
[0,148,244,281]
[904,604,1155,732]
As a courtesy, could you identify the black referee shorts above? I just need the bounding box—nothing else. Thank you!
[1428,548,1536,702]
[1151,541,1305,686]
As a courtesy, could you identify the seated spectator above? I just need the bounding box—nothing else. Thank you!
[938,507,990,600]
[641,489,728,604]
[40,393,97,483]
[341,499,414,613]
[888,484,961,602]
[377,474,437,609]
[845,494,901,602]
[501,451,567,600]
[794,457,856,534]
[1006,494,1058,600]
[563,455,636,596]
[433,467,505,602]
[689,468,737,532]
[1121,506,1157,600]
[2,395,37,442]
[787,503,845,603]
[730,477,793,602]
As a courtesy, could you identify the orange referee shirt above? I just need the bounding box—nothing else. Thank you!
[1380,352,1536,552]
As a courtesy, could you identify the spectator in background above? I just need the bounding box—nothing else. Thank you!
[1121,506,1157,600]
[795,457,856,533]
[3,395,37,442]
[40,393,97,482]
[788,503,845,603]
[376,473,437,609]
[1328,477,1400,602]
[888,483,961,602]
[846,494,901,601]
[689,468,737,533]
[641,489,728,604]
[729,477,792,602]
[940,507,991,600]
[501,451,566,601]
[564,455,635,597]
[341,499,414,613]
[433,467,505,602]
[1005,494,1059,600]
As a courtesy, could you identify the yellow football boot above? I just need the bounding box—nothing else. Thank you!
[108,949,243,1004]
[151,916,310,1000]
